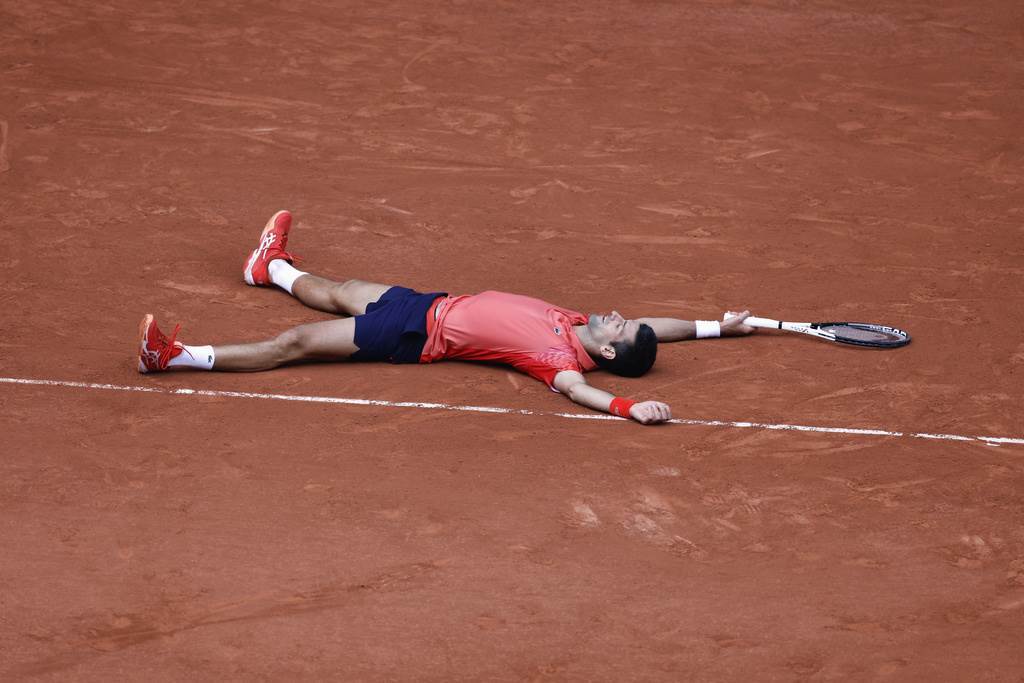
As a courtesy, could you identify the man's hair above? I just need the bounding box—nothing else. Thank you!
[595,323,658,378]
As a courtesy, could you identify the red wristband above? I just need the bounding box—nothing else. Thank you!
[609,397,636,419]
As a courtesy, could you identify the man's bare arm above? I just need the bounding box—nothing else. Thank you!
[637,310,755,342]
[552,370,671,425]
[635,317,696,342]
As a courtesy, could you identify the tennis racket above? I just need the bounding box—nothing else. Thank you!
[726,314,911,348]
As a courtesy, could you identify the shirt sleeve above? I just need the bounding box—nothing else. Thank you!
[512,346,582,388]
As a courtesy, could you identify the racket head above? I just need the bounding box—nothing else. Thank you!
[813,322,911,348]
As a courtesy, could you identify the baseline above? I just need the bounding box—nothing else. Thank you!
[1,376,1021,447]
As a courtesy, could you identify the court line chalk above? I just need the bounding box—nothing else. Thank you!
[2,375,1022,447]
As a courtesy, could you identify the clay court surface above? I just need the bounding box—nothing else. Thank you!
[2,0,1024,679]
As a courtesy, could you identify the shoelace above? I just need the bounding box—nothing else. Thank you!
[272,250,301,266]
[158,323,182,369]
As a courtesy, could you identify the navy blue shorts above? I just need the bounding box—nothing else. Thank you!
[351,286,446,363]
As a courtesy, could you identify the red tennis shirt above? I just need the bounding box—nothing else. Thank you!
[420,291,598,388]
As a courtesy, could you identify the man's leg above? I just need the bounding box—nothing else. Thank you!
[246,211,396,317]
[145,316,359,372]
[270,260,391,316]
[204,317,359,371]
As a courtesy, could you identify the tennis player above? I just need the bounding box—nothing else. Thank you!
[138,211,754,424]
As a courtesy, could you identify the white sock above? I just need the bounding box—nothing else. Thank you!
[268,259,307,295]
[168,345,216,370]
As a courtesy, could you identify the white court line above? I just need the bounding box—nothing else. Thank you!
[2,375,1022,447]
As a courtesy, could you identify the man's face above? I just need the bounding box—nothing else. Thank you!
[587,310,640,350]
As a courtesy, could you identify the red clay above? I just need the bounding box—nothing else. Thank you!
[2,0,1023,679]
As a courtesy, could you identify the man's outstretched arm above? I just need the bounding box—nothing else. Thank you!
[552,370,671,425]
[637,310,755,342]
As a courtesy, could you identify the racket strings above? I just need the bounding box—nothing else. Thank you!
[820,324,907,346]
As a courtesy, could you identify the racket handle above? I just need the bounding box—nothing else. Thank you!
[745,316,781,329]
[723,313,780,329]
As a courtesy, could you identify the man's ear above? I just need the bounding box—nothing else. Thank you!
[600,344,616,360]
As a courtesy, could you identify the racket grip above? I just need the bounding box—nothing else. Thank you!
[723,313,780,329]
[745,316,781,329]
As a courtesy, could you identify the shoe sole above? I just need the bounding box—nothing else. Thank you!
[244,209,291,285]
[137,313,154,373]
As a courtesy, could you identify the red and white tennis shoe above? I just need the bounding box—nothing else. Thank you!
[137,313,184,373]
[243,209,296,286]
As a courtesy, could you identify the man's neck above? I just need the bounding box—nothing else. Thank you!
[573,323,600,358]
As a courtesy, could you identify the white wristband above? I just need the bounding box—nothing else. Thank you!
[695,320,721,339]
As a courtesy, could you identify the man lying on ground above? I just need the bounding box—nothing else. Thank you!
[137,211,755,424]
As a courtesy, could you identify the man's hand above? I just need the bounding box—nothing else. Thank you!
[629,400,672,425]
[721,310,756,337]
